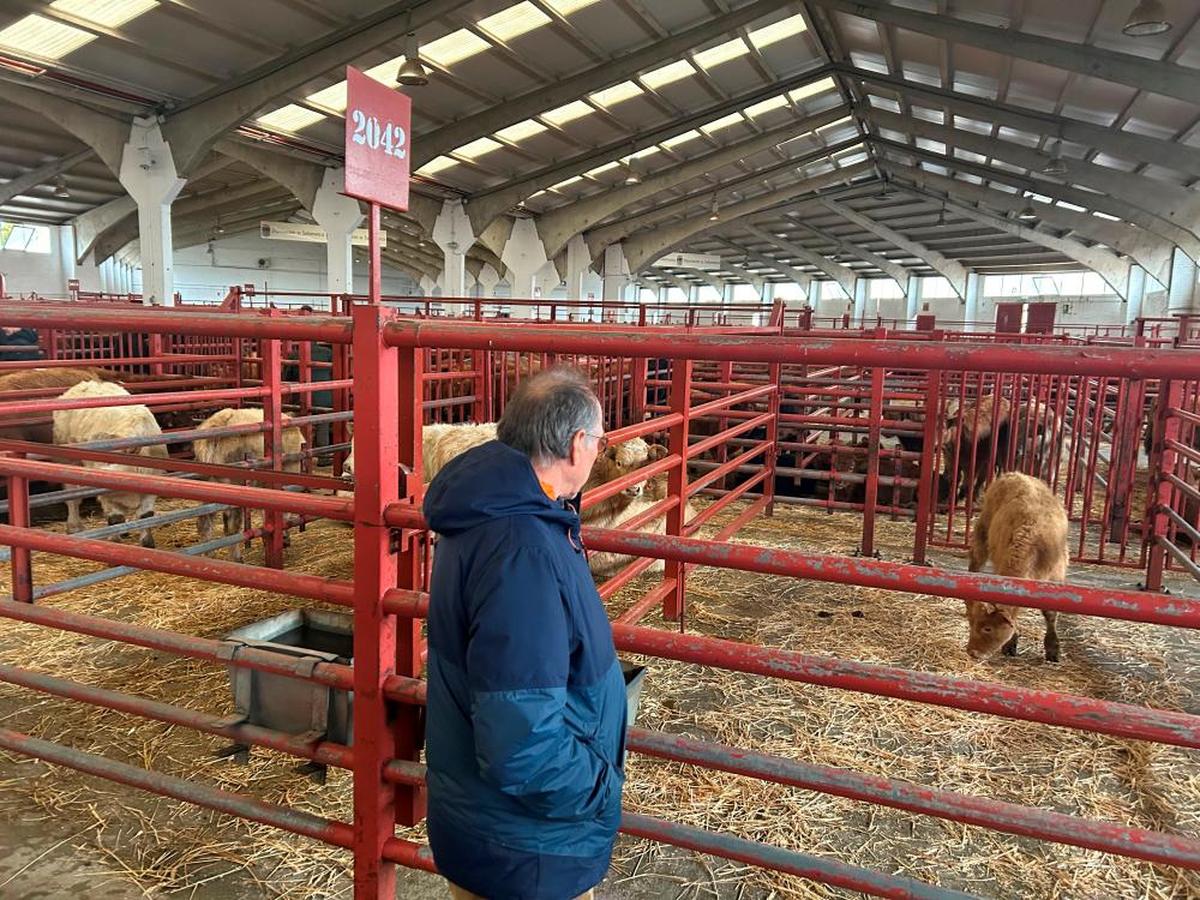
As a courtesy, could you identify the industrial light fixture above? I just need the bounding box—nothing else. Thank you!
[1123,0,1172,36]
[708,195,720,221]
[1042,139,1068,177]
[1017,201,1038,221]
[623,165,640,185]
[937,203,946,227]
[875,175,892,199]
[52,176,70,198]
[397,32,430,86]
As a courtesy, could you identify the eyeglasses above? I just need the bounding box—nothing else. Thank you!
[585,432,609,452]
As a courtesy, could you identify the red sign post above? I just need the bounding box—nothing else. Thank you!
[343,65,422,900]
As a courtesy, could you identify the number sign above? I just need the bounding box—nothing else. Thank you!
[344,66,411,210]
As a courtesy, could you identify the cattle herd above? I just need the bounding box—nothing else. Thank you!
[0,360,1159,666]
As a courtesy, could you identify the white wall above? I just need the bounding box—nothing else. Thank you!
[0,225,70,296]
[137,232,418,305]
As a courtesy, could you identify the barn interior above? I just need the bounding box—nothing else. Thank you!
[1,1,1199,899]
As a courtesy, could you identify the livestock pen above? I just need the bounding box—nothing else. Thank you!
[0,301,1198,899]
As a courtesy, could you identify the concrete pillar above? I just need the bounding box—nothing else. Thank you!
[57,225,77,290]
[98,257,113,293]
[76,250,102,292]
[852,278,868,326]
[762,282,776,304]
[963,272,982,331]
[432,200,475,314]
[119,118,186,305]
[1126,265,1147,326]
[601,244,631,301]
[904,274,922,325]
[501,217,549,303]
[564,234,592,301]
[477,263,500,301]
[1168,247,1199,315]
[311,168,362,295]
[418,274,435,298]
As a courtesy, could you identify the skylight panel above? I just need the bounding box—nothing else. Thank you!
[543,0,600,13]
[642,59,694,90]
[454,137,503,159]
[543,100,593,125]
[551,175,584,191]
[662,129,702,149]
[620,147,658,162]
[745,94,789,118]
[694,37,749,70]
[0,14,92,59]
[256,104,324,133]
[585,161,620,178]
[590,81,641,108]
[417,156,458,176]
[749,13,807,48]
[50,0,158,29]
[788,77,836,103]
[495,119,547,143]
[701,112,745,134]
[478,2,550,42]
[308,80,349,113]
[423,28,490,67]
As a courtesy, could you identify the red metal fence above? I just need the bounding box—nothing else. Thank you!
[1,303,1200,899]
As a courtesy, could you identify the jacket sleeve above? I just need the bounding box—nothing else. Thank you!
[466,545,621,821]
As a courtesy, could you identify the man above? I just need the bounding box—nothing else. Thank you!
[423,367,627,900]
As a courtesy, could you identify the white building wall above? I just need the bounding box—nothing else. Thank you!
[0,226,70,296]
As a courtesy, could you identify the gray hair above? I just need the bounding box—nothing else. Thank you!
[497,366,601,464]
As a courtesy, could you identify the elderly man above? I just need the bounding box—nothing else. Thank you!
[422,367,627,900]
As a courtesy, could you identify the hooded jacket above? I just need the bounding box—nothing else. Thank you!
[423,440,627,900]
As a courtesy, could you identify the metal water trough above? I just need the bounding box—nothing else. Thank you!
[225,609,355,752]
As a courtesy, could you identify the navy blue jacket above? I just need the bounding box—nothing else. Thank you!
[423,440,627,900]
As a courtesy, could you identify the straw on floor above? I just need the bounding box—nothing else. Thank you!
[0,498,1197,899]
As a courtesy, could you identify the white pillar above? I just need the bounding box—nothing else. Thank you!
[1168,247,1199,315]
[1126,265,1146,326]
[601,244,631,301]
[98,257,113,293]
[905,274,922,325]
[476,263,500,301]
[418,275,436,298]
[564,234,592,301]
[76,249,102,292]
[852,278,868,326]
[119,117,186,305]
[311,168,362,295]
[57,225,77,290]
[432,200,475,314]
[501,217,550,318]
[963,272,981,331]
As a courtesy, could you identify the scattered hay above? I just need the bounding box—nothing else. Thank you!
[0,498,1198,899]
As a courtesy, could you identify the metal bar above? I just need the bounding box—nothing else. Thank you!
[625,728,1200,869]
[619,812,973,900]
[0,385,268,417]
[0,727,436,872]
[0,457,352,521]
[0,525,353,606]
[610,623,1200,748]
[383,321,1200,380]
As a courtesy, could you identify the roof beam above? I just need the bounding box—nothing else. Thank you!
[413,0,793,168]
[775,212,909,287]
[714,236,814,291]
[530,115,835,259]
[585,142,866,253]
[737,224,855,295]
[464,64,837,217]
[164,0,474,172]
[808,0,1200,106]
[882,160,1173,287]
[839,65,1200,179]
[819,197,969,298]
[1,82,130,176]
[907,189,1130,298]
[871,137,1200,266]
[622,163,874,271]
[862,106,1200,244]
[0,148,94,207]
[213,139,326,211]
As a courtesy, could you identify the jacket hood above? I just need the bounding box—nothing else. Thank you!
[423,440,580,537]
